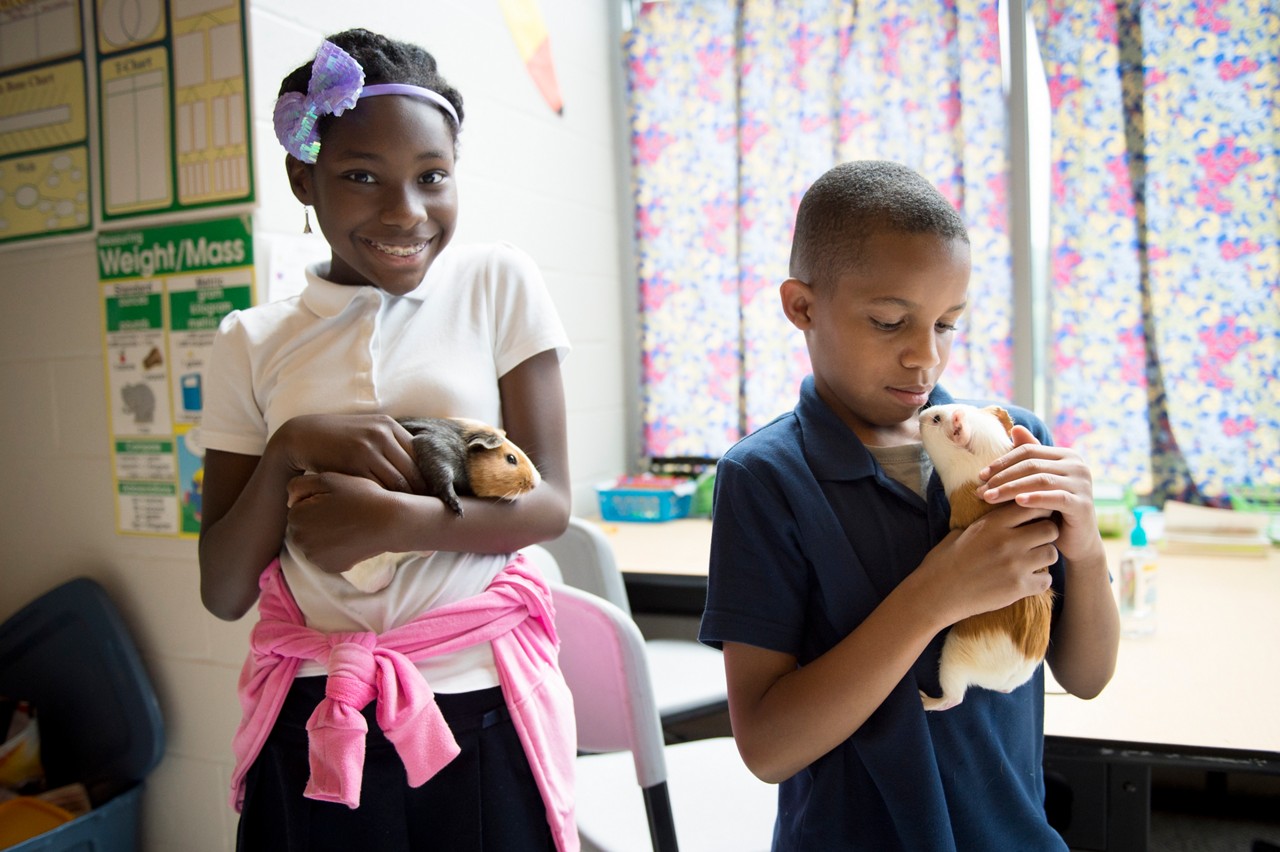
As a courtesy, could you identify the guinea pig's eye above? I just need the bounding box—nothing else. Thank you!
[930,414,942,423]
[506,453,518,466]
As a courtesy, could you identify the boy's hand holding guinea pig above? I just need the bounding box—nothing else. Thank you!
[976,426,1118,700]
[269,414,428,496]
[911,501,1060,629]
[976,426,1106,565]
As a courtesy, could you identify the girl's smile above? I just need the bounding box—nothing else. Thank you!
[365,239,430,257]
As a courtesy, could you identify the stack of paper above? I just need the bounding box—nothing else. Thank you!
[1159,500,1271,556]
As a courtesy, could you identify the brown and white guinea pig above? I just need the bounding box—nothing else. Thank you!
[916,403,1054,712]
[340,417,540,593]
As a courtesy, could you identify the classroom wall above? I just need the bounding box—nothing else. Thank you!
[0,2,632,849]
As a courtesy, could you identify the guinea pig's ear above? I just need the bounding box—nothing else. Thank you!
[987,406,1015,437]
[464,427,507,452]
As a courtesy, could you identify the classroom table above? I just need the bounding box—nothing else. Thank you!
[593,517,1280,852]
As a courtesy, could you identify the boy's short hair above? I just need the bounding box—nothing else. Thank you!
[789,160,969,290]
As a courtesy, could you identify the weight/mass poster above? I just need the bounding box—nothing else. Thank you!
[0,0,92,244]
[99,215,254,536]
[96,0,253,220]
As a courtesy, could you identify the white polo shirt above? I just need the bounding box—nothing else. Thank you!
[200,241,569,692]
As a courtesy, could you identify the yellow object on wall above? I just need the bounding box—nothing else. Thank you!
[498,0,563,114]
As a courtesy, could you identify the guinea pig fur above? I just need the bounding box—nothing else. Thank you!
[917,403,1054,712]
[398,417,541,515]
[340,417,540,594]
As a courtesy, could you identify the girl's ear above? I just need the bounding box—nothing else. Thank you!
[285,155,313,205]
[780,278,816,330]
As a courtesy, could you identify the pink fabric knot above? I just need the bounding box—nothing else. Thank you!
[303,634,379,806]
[324,635,380,708]
[302,632,462,808]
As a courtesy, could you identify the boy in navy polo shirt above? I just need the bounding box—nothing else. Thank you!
[699,161,1120,850]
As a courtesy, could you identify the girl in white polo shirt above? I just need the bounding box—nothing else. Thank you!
[198,28,576,852]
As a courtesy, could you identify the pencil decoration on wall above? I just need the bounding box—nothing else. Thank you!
[498,0,564,115]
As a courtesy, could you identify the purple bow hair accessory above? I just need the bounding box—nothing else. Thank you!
[273,40,365,163]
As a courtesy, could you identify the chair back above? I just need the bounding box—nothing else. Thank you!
[551,583,667,789]
[542,517,633,615]
[521,544,563,584]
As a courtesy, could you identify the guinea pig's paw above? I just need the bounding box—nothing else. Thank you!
[919,690,959,712]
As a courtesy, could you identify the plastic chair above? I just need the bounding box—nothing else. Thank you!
[538,517,728,728]
[552,583,777,852]
[0,578,165,852]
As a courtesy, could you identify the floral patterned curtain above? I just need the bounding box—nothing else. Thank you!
[1036,0,1279,501]
[626,0,1013,459]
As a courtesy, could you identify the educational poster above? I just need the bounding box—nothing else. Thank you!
[96,0,252,220]
[99,215,254,536]
[0,0,92,244]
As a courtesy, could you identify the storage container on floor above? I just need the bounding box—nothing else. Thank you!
[0,577,165,852]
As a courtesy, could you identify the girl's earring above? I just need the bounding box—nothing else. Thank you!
[303,206,313,234]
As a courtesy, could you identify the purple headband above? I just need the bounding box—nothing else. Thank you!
[273,40,460,163]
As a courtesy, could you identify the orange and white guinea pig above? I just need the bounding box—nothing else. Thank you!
[917,403,1054,712]
[340,417,540,593]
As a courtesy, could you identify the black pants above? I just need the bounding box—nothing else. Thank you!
[237,678,555,852]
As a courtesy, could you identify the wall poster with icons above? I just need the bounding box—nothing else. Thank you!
[0,0,93,244]
[99,214,253,536]
[0,0,253,246]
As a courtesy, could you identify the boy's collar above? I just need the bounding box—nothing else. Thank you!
[797,375,953,482]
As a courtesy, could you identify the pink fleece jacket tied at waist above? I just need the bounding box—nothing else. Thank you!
[229,553,579,852]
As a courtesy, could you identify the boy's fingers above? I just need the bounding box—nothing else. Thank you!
[981,426,1040,480]
[1010,424,1040,447]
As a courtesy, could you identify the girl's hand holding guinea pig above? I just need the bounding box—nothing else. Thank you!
[285,471,425,574]
[976,426,1105,566]
[271,413,428,496]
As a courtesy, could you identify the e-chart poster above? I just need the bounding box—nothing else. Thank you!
[96,0,252,220]
[99,215,254,536]
[0,0,92,244]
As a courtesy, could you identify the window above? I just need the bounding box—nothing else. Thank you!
[623,0,1278,503]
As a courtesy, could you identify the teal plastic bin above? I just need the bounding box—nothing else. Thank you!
[0,578,165,851]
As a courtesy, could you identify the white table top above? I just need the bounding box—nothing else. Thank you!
[594,517,1280,758]
[1044,542,1279,756]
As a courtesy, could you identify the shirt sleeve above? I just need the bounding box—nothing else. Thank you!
[699,454,811,657]
[486,243,570,378]
[198,310,268,456]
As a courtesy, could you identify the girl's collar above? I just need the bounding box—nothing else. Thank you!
[300,262,429,317]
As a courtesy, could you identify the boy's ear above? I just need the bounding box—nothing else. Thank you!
[780,278,817,330]
[285,155,313,205]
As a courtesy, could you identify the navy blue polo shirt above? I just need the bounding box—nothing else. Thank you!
[700,376,1068,851]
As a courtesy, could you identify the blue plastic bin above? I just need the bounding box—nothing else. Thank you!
[596,477,696,522]
[0,578,165,852]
